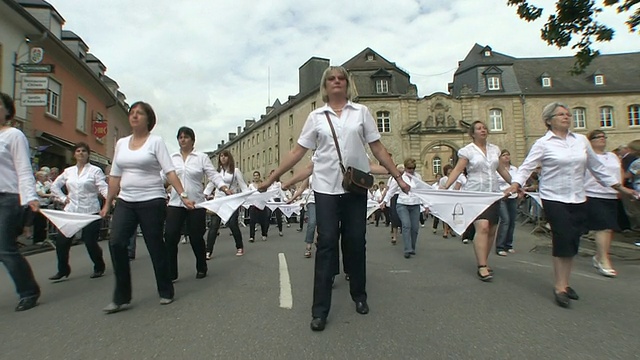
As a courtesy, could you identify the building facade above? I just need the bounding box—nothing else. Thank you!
[212,45,640,184]
[0,0,129,170]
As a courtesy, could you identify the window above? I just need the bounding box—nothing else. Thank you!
[275,122,279,134]
[257,152,261,167]
[289,114,293,127]
[376,111,391,133]
[541,77,552,87]
[263,130,266,141]
[268,126,271,138]
[484,50,491,57]
[311,101,316,111]
[263,151,266,165]
[487,76,500,91]
[76,98,87,131]
[376,79,389,94]
[572,108,586,129]
[47,78,61,117]
[366,54,374,61]
[594,75,604,85]
[432,157,441,175]
[275,145,279,162]
[289,138,294,150]
[629,105,640,127]
[268,148,273,163]
[488,109,503,131]
[599,106,614,128]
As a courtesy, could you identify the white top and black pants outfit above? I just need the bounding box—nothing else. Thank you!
[513,131,618,257]
[584,152,621,232]
[205,168,248,255]
[297,102,381,321]
[109,135,176,305]
[458,142,502,224]
[248,182,269,240]
[0,127,40,305]
[164,151,224,280]
[51,164,109,277]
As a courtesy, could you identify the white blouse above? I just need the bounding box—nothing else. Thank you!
[166,150,224,207]
[458,142,501,193]
[51,164,108,214]
[497,165,518,191]
[513,131,618,203]
[297,102,381,195]
[0,127,38,205]
[205,168,248,198]
[384,171,424,206]
[110,135,175,202]
[584,152,620,200]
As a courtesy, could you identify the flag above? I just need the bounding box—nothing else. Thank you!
[39,209,101,238]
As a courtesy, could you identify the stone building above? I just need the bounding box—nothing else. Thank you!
[212,45,640,184]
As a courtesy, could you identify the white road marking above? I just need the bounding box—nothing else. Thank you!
[514,260,606,281]
[278,253,293,309]
[389,270,412,273]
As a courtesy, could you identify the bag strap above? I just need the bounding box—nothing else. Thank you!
[324,111,346,173]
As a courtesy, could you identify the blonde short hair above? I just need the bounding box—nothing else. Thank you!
[319,66,358,103]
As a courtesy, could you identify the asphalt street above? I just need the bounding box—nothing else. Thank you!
[1,220,639,360]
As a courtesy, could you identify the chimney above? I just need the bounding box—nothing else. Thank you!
[265,105,274,114]
[299,57,330,94]
[237,126,241,135]
[228,133,236,141]
[245,119,255,129]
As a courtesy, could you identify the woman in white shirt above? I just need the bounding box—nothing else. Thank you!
[50,142,108,280]
[248,171,269,242]
[33,171,52,244]
[584,130,622,277]
[100,101,194,314]
[495,149,519,256]
[164,127,228,281]
[266,170,288,237]
[0,92,41,311]
[383,158,424,258]
[205,150,248,259]
[259,66,408,331]
[505,102,635,308]
[443,121,512,282]
[285,166,317,258]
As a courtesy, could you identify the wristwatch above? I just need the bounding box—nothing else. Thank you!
[180,192,188,199]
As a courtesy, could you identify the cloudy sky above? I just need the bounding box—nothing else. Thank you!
[45,0,637,153]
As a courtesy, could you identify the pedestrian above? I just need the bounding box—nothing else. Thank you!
[248,171,269,242]
[442,120,512,281]
[285,168,316,258]
[100,101,194,314]
[205,150,248,259]
[49,142,108,280]
[0,92,41,311]
[505,102,635,308]
[495,149,519,256]
[33,170,53,244]
[266,169,287,237]
[259,65,408,331]
[164,127,229,281]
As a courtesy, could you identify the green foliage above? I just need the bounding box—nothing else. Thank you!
[507,0,639,74]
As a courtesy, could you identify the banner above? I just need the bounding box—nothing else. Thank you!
[40,209,101,238]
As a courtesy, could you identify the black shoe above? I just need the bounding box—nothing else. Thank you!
[15,295,39,312]
[565,287,579,300]
[355,301,369,315]
[128,255,135,261]
[90,270,104,279]
[404,253,411,259]
[196,272,207,279]
[48,272,70,281]
[554,290,570,308]
[310,317,326,331]
[344,274,350,281]
[477,266,493,282]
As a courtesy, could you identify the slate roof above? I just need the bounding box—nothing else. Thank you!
[342,47,410,77]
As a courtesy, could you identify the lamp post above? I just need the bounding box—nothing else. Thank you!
[11,36,31,113]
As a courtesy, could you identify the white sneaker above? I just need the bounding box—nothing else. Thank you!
[279,232,283,237]
[262,236,267,241]
[421,224,425,228]
[462,239,469,244]
[160,298,174,305]
[432,229,437,234]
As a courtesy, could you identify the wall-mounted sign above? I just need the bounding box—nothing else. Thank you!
[21,76,48,89]
[18,64,54,73]
[20,93,47,107]
[30,47,44,64]
[93,121,108,139]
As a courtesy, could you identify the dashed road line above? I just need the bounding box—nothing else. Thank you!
[278,253,293,309]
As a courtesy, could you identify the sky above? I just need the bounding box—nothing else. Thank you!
[45,0,638,154]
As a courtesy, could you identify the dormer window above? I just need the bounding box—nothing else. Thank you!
[366,54,374,61]
[594,75,604,85]
[484,50,491,57]
[487,76,501,90]
[376,79,389,94]
[483,66,503,91]
[542,77,552,87]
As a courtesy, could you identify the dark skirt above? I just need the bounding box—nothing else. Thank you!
[542,199,587,258]
[476,201,500,225]
[389,194,402,228]
[586,197,620,232]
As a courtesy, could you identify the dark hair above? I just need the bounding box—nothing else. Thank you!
[253,171,261,177]
[468,121,487,137]
[218,150,235,173]
[129,101,156,131]
[587,129,605,141]
[1,92,16,121]
[177,126,195,142]
[74,142,91,154]
[404,158,417,169]
[500,149,510,156]
[443,164,453,176]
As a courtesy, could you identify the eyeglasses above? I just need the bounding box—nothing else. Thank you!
[552,112,572,118]
[590,135,607,140]
[406,167,416,170]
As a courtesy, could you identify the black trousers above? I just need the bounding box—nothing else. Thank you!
[33,211,48,243]
[55,217,104,274]
[164,207,207,280]
[299,208,305,230]
[313,192,367,320]
[249,206,269,239]
[207,209,243,253]
[109,198,173,304]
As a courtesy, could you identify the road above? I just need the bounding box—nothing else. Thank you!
[1,221,639,359]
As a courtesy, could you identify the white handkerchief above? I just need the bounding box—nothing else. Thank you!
[197,191,257,224]
[271,203,302,218]
[411,188,503,235]
[243,189,280,210]
[39,209,101,238]
[366,200,381,219]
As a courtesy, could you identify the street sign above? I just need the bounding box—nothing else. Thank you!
[18,64,54,73]
[21,76,49,89]
[30,47,44,64]
[20,93,47,107]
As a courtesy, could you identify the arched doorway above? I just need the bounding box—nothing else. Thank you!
[420,140,460,183]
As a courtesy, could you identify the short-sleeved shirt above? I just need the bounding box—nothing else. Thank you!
[110,135,175,202]
[457,143,501,192]
[297,102,381,195]
[628,158,640,192]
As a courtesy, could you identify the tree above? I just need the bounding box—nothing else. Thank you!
[508,0,640,74]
